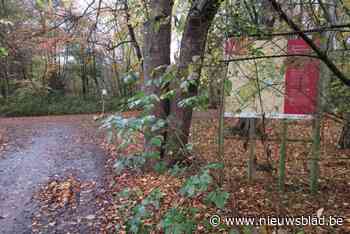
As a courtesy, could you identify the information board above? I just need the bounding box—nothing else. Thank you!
[224,37,320,119]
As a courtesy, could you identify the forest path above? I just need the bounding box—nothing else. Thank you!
[0,115,108,234]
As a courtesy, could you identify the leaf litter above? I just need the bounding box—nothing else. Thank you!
[101,112,350,234]
[1,113,349,233]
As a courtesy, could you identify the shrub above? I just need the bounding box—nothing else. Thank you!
[0,93,123,117]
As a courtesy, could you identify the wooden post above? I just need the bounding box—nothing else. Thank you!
[101,89,107,116]
[310,44,327,194]
[278,119,288,191]
[310,2,335,194]
[310,114,321,193]
[102,94,105,115]
[217,63,229,185]
[248,118,256,182]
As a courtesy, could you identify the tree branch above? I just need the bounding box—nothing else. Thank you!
[221,53,318,63]
[268,0,350,87]
[124,0,143,65]
[227,24,350,38]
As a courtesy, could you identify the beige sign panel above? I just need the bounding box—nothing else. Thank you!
[225,37,288,116]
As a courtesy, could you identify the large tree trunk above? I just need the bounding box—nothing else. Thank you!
[143,0,173,154]
[166,0,221,163]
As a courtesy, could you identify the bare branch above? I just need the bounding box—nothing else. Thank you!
[268,0,350,87]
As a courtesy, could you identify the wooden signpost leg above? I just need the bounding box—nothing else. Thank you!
[309,0,335,195]
[310,114,321,194]
[248,118,256,182]
[218,64,229,185]
[278,120,288,191]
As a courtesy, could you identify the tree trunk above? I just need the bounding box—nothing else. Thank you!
[92,52,100,94]
[124,1,143,65]
[81,68,87,96]
[124,0,144,91]
[81,51,88,97]
[143,0,173,154]
[112,49,123,97]
[166,0,221,163]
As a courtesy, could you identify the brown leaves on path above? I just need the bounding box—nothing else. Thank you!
[36,176,81,210]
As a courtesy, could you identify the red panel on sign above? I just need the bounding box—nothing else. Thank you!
[224,38,249,56]
[284,39,320,114]
[224,38,237,56]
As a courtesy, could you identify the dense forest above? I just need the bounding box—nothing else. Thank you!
[1,0,350,233]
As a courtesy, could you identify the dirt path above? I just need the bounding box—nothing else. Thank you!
[0,115,108,234]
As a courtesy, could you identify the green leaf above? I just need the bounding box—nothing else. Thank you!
[133,205,150,218]
[243,226,254,234]
[153,21,161,33]
[142,188,164,209]
[127,216,143,233]
[0,47,8,57]
[205,189,229,209]
[177,95,208,109]
[169,164,187,176]
[229,229,240,234]
[36,0,46,9]
[185,143,193,152]
[160,208,197,234]
[154,161,167,174]
[125,188,164,233]
[151,119,166,132]
[123,72,138,85]
[113,155,146,175]
[160,90,176,100]
[106,130,113,144]
[203,162,224,170]
[150,136,163,147]
[180,170,213,197]
[117,188,132,199]
[224,79,233,95]
[142,151,161,160]
[180,80,190,92]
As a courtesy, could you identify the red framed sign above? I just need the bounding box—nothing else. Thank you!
[284,39,320,114]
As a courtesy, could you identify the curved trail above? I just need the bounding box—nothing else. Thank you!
[0,116,108,234]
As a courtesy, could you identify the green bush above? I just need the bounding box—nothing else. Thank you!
[160,208,198,234]
[0,94,124,117]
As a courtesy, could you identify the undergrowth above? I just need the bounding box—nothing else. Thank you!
[100,66,239,234]
[0,94,125,117]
